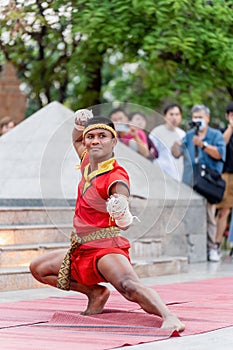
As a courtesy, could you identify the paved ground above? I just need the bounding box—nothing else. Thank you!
[1,253,233,350]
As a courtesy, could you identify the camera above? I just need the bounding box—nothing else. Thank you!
[189,120,202,129]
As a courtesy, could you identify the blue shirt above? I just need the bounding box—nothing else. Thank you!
[180,126,226,186]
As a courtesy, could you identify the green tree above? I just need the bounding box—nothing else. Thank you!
[0,0,82,114]
[1,0,233,122]
[102,0,233,121]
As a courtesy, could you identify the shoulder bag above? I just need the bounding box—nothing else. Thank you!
[193,145,226,204]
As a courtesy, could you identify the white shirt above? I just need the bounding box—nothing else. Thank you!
[149,124,186,181]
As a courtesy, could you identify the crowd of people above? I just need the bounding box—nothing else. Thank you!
[1,104,232,262]
[107,103,233,262]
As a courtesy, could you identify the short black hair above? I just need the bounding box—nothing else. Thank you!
[128,111,146,120]
[86,116,115,131]
[163,103,182,115]
[226,102,233,113]
[108,108,128,119]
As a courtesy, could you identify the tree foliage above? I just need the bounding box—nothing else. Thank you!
[0,0,233,122]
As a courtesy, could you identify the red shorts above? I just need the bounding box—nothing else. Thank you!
[70,237,130,286]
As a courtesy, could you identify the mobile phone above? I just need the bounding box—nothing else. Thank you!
[116,123,129,132]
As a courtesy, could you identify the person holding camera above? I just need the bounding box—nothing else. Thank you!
[172,104,226,262]
[109,108,149,158]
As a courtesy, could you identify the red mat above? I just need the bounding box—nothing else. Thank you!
[1,277,233,350]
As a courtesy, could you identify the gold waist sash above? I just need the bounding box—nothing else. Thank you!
[57,226,120,290]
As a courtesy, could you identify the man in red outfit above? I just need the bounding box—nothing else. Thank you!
[30,109,184,331]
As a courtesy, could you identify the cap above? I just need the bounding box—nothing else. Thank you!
[226,102,233,113]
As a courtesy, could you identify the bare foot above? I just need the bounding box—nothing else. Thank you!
[161,313,185,332]
[81,285,110,315]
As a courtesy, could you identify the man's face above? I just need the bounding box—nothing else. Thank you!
[83,128,116,161]
[192,110,210,126]
[164,106,182,127]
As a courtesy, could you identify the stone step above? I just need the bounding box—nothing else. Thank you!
[0,238,163,267]
[132,256,188,278]
[0,256,188,291]
[130,238,162,259]
[0,266,44,291]
[0,207,74,225]
[0,224,73,245]
[0,242,69,267]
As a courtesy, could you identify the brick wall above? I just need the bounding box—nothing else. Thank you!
[0,63,26,124]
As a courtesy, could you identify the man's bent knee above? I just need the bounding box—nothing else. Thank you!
[118,277,142,300]
[30,250,66,283]
[29,256,46,282]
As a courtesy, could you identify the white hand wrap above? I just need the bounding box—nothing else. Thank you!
[74,109,93,130]
[106,194,134,228]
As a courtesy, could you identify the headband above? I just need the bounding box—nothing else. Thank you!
[83,123,117,138]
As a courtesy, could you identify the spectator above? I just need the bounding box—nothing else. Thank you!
[129,111,147,130]
[0,116,15,136]
[149,103,185,181]
[172,104,226,262]
[129,111,159,161]
[214,102,233,261]
[109,108,149,158]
